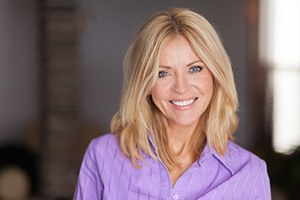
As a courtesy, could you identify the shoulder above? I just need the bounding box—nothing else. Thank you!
[227,141,266,168]
[80,133,129,174]
[74,134,122,198]
[83,133,121,163]
[213,141,267,177]
[208,142,271,198]
[87,133,120,155]
[224,142,271,198]
[89,133,119,149]
[226,141,269,184]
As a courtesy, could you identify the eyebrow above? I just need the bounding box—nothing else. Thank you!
[159,60,203,69]
[187,60,202,66]
[158,65,172,69]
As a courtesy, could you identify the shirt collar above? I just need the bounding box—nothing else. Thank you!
[147,133,159,156]
[199,142,238,175]
[147,133,237,175]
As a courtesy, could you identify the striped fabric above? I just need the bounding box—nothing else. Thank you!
[73,133,271,200]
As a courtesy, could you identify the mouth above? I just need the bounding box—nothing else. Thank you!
[170,97,198,107]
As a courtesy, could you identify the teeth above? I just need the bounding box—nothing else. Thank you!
[172,99,194,106]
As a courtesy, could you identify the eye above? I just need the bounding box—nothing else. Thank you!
[158,71,169,78]
[189,65,203,73]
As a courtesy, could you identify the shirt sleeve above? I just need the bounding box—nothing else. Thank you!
[73,140,103,200]
[252,161,272,200]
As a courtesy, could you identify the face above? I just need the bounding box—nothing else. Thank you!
[151,36,214,129]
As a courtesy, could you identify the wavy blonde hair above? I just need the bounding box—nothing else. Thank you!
[111,7,238,168]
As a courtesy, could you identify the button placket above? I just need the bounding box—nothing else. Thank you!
[172,194,179,200]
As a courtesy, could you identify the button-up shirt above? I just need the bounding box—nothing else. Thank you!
[73,133,271,199]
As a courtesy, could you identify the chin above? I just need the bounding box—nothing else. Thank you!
[172,119,199,127]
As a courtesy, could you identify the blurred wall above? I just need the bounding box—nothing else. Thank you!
[78,0,252,147]
[0,0,39,144]
[0,0,253,148]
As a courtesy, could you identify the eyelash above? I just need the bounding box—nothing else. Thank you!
[189,65,203,73]
[158,65,203,78]
[158,71,169,78]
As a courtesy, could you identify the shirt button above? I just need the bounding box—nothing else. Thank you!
[173,194,179,200]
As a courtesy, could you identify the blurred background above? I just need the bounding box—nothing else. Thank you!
[0,0,299,199]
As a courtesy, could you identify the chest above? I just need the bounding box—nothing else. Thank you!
[98,155,254,200]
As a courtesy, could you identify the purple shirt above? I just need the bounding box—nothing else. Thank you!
[73,133,271,200]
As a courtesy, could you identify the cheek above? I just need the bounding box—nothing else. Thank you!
[199,73,214,93]
[150,83,169,107]
[151,82,167,98]
[202,79,214,93]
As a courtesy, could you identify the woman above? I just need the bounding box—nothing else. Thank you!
[73,8,271,199]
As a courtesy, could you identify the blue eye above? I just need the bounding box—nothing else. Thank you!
[158,71,169,78]
[189,66,203,73]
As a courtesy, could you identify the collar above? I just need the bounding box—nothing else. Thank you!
[147,134,238,175]
[200,141,239,175]
[147,133,159,156]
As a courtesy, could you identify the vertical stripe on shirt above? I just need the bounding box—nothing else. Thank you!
[73,133,271,200]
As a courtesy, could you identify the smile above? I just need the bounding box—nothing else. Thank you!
[170,98,198,107]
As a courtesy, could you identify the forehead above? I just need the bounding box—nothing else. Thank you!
[159,35,200,65]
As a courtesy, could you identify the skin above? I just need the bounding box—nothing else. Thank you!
[151,35,214,186]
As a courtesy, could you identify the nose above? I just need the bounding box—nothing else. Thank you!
[172,74,190,94]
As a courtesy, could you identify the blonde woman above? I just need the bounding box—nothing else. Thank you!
[74,8,271,200]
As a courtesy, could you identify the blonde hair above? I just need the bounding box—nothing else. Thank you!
[111,7,238,168]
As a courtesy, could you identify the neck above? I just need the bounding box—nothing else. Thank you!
[165,119,198,143]
[165,121,199,163]
[164,118,207,163]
